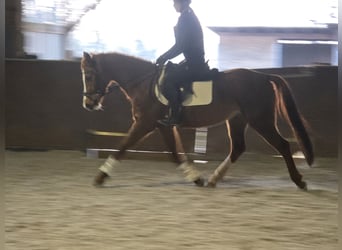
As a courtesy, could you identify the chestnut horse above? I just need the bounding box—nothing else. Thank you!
[81,52,313,190]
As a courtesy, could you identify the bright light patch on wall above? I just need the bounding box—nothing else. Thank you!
[277,40,338,45]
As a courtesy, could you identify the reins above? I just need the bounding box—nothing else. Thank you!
[101,65,160,97]
[83,54,161,101]
[123,65,160,90]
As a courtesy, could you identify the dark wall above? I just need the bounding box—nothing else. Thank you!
[6,59,87,149]
[5,60,337,157]
[5,59,194,152]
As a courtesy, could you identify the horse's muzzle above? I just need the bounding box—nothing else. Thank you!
[83,96,103,111]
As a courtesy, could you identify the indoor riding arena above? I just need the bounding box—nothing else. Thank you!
[5,61,338,250]
[5,1,338,249]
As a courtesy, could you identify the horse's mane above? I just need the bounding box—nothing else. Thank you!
[83,52,157,91]
[91,52,155,68]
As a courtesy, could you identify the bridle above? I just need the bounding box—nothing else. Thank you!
[83,80,118,100]
[82,67,117,100]
[83,64,161,102]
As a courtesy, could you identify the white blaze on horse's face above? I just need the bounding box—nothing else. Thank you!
[81,68,103,111]
[81,52,103,111]
[81,69,90,109]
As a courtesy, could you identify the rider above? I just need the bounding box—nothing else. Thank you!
[156,0,209,126]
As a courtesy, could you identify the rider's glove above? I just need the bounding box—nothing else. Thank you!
[156,55,166,66]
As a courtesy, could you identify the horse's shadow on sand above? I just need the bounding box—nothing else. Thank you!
[95,178,336,194]
[95,180,194,189]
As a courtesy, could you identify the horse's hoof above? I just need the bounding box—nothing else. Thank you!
[194,178,205,187]
[298,181,308,191]
[206,182,216,188]
[93,171,109,187]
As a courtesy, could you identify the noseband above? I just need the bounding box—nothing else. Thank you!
[82,60,119,102]
[83,80,118,100]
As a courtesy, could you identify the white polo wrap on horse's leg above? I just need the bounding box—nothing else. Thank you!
[178,162,201,182]
[99,156,120,176]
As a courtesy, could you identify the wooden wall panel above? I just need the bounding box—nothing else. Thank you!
[5,60,337,157]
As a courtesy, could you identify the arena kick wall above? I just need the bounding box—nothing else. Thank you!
[5,59,337,158]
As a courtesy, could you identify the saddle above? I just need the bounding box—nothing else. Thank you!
[155,63,219,106]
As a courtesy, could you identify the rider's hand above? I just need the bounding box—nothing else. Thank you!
[156,56,166,67]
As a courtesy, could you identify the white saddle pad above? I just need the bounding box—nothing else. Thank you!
[155,81,213,106]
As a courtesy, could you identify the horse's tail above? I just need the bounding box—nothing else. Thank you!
[269,74,314,166]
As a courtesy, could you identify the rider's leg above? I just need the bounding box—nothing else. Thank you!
[159,91,182,126]
[168,97,182,124]
[158,71,183,126]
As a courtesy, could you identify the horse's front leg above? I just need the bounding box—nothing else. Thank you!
[207,121,233,187]
[93,122,155,186]
[158,126,204,187]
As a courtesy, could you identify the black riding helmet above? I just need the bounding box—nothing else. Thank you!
[174,0,191,4]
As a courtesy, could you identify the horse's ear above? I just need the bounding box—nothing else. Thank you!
[83,52,92,62]
[83,52,96,68]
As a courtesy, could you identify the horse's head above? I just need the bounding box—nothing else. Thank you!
[81,52,114,111]
[81,51,158,111]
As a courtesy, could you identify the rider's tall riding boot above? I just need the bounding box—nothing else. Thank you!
[158,102,182,127]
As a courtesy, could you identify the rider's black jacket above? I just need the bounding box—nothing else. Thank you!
[159,7,205,67]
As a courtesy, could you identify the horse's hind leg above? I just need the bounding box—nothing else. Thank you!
[159,126,204,187]
[249,120,307,190]
[230,114,248,163]
[208,115,248,187]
